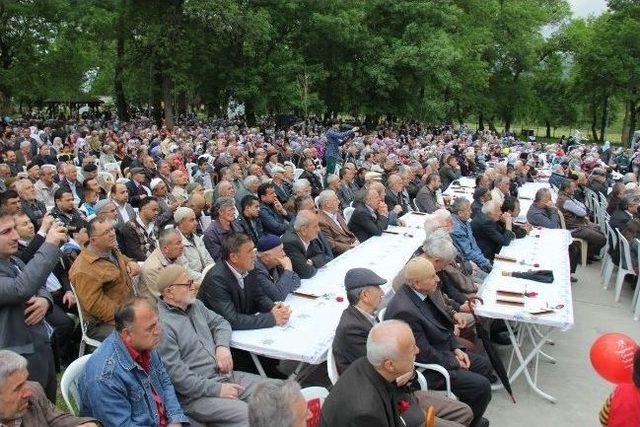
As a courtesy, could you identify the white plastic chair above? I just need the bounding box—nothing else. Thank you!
[60,354,91,415]
[326,343,340,385]
[378,304,456,399]
[614,229,635,302]
[69,282,102,356]
[558,210,588,266]
[377,307,387,323]
[602,222,618,288]
[300,386,329,406]
[632,239,640,321]
[343,207,355,224]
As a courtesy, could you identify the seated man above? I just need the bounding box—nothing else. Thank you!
[140,228,200,300]
[321,320,425,426]
[282,210,333,279]
[610,194,640,231]
[348,187,389,242]
[248,379,310,427]
[16,179,47,227]
[0,210,67,402]
[109,182,136,230]
[556,180,606,260]
[470,199,515,262]
[78,297,189,426]
[153,265,267,426]
[386,257,492,427]
[174,207,214,283]
[124,167,151,208]
[255,234,301,301]
[450,198,492,273]
[198,232,290,330]
[588,167,609,196]
[69,216,140,340]
[527,187,580,281]
[332,268,473,427]
[197,233,291,378]
[258,182,290,236]
[415,173,442,214]
[234,195,264,244]
[121,196,160,261]
[0,350,98,427]
[50,188,86,227]
[317,190,358,256]
[500,196,532,239]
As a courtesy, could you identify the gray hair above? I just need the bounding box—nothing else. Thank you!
[482,199,500,215]
[41,164,56,172]
[366,320,408,367]
[14,178,33,195]
[293,209,315,231]
[243,175,260,189]
[248,379,302,427]
[534,188,551,203]
[449,197,470,214]
[423,209,451,234]
[292,178,310,195]
[158,227,181,247]
[0,350,28,387]
[326,174,339,185]
[316,189,337,209]
[214,196,236,212]
[422,232,457,261]
[623,172,637,185]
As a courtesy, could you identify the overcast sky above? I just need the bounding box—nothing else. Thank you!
[569,0,608,17]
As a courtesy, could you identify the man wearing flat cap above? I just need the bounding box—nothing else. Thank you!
[332,267,473,427]
[255,234,301,301]
[153,264,268,427]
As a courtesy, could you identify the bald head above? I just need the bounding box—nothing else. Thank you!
[366,320,417,381]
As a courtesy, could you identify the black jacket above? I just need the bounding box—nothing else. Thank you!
[348,202,389,242]
[386,285,461,370]
[320,357,402,427]
[281,228,333,279]
[233,215,264,244]
[610,209,632,232]
[470,212,515,261]
[197,261,275,330]
[332,305,374,374]
[299,170,323,197]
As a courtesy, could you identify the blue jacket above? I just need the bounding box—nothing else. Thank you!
[259,203,289,236]
[451,214,492,272]
[325,128,354,158]
[79,331,189,427]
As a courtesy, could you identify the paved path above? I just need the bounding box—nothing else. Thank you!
[486,262,640,426]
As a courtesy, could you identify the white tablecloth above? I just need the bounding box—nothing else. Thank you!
[230,213,426,363]
[475,228,575,331]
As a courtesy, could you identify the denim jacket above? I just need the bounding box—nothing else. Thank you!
[451,214,492,272]
[79,331,189,427]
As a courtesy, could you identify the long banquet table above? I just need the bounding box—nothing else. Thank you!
[230,212,427,373]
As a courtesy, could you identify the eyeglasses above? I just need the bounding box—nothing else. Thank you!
[171,280,194,289]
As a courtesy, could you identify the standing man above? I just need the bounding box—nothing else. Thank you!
[325,121,358,184]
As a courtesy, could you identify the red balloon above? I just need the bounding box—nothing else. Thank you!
[590,333,639,384]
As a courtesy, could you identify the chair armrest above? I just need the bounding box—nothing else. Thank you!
[414,362,455,399]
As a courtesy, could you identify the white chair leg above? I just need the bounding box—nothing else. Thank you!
[634,294,640,321]
[603,261,615,289]
[581,241,588,267]
[614,270,627,302]
[632,276,640,311]
[79,340,86,357]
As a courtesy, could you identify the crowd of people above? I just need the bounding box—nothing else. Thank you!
[0,116,636,427]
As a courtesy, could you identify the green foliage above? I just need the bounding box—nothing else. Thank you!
[0,0,639,142]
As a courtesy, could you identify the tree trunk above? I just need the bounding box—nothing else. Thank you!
[545,120,551,139]
[478,111,484,131]
[245,100,256,126]
[162,74,174,129]
[591,94,599,142]
[114,0,128,121]
[599,95,609,143]
[628,100,638,147]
